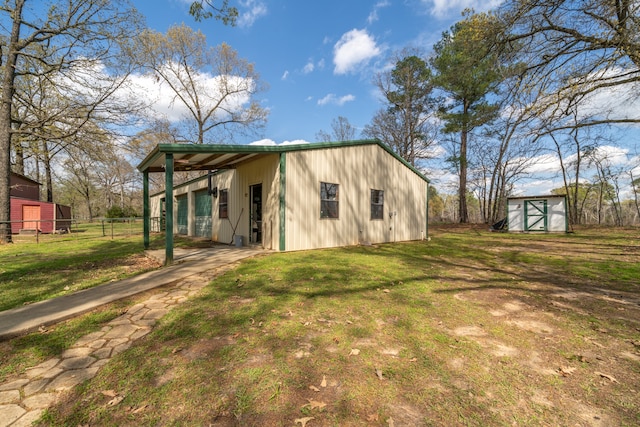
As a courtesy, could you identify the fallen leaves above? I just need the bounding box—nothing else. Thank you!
[595,371,618,383]
[558,366,576,376]
[302,399,327,410]
[349,348,360,356]
[294,416,315,427]
[101,390,124,406]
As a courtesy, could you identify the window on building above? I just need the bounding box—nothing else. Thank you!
[219,189,228,219]
[371,189,384,220]
[320,182,339,219]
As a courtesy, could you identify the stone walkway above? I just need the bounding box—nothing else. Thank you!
[0,268,220,426]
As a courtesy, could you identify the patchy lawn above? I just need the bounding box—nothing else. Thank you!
[29,225,640,426]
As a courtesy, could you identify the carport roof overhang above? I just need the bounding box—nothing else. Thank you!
[136,139,429,183]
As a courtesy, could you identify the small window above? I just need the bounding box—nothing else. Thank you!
[320,182,339,219]
[371,189,384,220]
[219,189,228,219]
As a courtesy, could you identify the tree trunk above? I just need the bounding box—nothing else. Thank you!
[14,140,24,175]
[458,100,470,223]
[631,172,640,221]
[0,0,25,243]
[458,128,468,223]
[42,141,54,202]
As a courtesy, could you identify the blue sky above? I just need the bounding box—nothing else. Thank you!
[132,0,639,196]
[134,0,501,145]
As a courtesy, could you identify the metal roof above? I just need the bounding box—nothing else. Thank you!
[137,139,430,183]
[507,194,566,200]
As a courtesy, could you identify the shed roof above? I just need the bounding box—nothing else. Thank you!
[137,139,429,183]
[10,171,41,186]
[507,194,566,201]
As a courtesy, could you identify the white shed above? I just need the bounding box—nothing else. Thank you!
[507,195,568,233]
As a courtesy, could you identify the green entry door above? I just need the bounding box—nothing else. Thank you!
[525,200,547,231]
[177,195,188,235]
[194,189,212,238]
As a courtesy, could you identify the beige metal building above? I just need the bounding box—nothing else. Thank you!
[139,140,429,261]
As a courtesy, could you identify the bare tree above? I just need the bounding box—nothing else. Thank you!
[316,116,358,142]
[0,0,143,242]
[133,24,268,145]
[499,0,640,131]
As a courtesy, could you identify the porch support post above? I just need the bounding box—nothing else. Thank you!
[279,152,286,251]
[165,153,174,265]
[143,171,149,249]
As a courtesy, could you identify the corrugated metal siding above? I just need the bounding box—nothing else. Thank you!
[285,144,427,251]
[147,156,280,247]
[210,170,236,244]
[235,154,280,249]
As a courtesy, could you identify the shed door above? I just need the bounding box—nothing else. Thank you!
[22,205,40,230]
[194,189,212,238]
[177,195,188,235]
[525,200,547,231]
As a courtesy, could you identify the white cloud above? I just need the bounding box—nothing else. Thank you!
[128,73,188,122]
[128,64,254,123]
[280,139,310,145]
[303,61,315,74]
[578,72,640,123]
[367,1,391,24]
[511,179,560,196]
[281,70,289,80]
[249,138,277,146]
[425,0,504,19]
[333,29,381,75]
[238,0,268,28]
[249,138,310,146]
[523,153,562,175]
[317,93,356,106]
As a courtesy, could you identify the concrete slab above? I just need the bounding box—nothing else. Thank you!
[0,246,264,340]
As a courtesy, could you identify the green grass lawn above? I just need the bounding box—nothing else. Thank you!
[2,225,640,426]
[0,222,161,312]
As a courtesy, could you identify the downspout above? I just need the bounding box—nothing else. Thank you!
[165,153,174,265]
